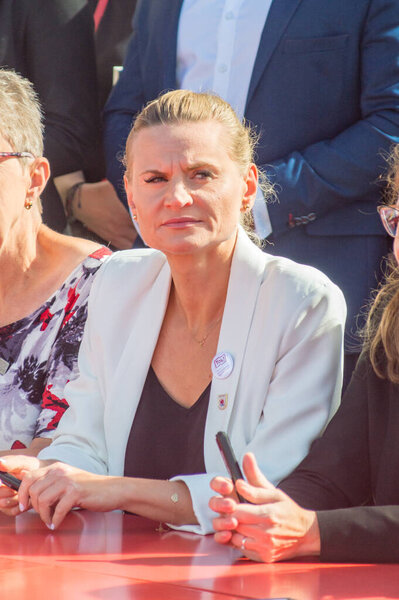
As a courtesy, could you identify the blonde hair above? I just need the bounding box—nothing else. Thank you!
[0,69,44,158]
[363,144,399,382]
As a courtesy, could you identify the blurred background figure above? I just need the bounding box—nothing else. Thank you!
[0,0,102,233]
[88,0,137,110]
[57,0,138,249]
[104,0,399,386]
[0,69,111,456]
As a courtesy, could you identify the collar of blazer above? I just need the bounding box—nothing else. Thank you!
[104,228,267,475]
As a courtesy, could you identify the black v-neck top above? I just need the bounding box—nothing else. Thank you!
[124,366,211,480]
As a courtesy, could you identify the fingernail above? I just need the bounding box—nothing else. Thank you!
[19,503,25,512]
[46,523,55,531]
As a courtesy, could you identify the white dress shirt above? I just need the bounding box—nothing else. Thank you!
[177,0,273,238]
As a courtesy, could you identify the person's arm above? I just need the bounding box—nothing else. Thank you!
[103,7,147,206]
[264,0,399,236]
[25,0,101,179]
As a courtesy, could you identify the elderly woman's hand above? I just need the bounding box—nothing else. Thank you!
[209,453,321,563]
[0,455,41,516]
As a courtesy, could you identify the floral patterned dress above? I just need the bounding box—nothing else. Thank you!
[0,247,111,450]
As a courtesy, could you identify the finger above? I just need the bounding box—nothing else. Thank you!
[0,455,40,475]
[212,514,238,531]
[236,479,281,505]
[214,530,233,545]
[51,493,77,529]
[242,453,275,489]
[0,495,19,511]
[232,503,275,525]
[209,495,237,515]
[210,476,235,496]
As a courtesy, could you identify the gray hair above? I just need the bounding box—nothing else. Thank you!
[0,69,44,158]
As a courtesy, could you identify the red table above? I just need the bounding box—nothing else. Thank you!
[0,510,398,600]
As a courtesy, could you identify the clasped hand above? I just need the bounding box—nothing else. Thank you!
[209,452,320,563]
[0,457,120,529]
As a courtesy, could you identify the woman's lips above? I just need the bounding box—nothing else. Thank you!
[161,217,200,228]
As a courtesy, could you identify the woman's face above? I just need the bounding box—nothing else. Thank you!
[0,134,31,240]
[124,121,257,256]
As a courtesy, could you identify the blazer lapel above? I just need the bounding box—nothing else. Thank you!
[105,258,171,475]
[204,229,266,470]
[246,0,302,109]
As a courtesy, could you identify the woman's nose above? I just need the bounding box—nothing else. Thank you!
[164,179,193,208]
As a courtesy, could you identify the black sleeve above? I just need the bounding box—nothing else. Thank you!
[279,354,372,510]
[25,0,102,178]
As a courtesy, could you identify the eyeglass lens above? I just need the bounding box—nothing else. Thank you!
[380,206,399,237]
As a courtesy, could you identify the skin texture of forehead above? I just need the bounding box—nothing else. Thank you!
[127,120,236,175]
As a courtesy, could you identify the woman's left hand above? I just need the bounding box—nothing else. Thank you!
[17,462,123,530]
[209,453,320,563]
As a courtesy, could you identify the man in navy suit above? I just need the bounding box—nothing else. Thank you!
[104,0,399,383]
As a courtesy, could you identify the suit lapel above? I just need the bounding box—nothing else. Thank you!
[246,0,302,108]
[204,229,266,470]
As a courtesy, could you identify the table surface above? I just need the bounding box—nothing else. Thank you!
[0,510,398,600]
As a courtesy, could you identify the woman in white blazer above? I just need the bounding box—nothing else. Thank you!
[0,91,345,534]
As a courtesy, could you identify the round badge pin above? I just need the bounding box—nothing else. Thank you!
[211,352,234,379]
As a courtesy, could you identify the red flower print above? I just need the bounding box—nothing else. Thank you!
[42,384,69,430]
[40,308,54,331]
[11,440,27,450]
[61,284,80,327]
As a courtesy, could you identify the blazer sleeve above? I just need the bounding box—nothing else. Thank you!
[24,0,102,178]
[265,0,399,236]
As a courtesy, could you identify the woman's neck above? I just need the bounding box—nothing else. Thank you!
[166,237,236,331]
[0,218,43,290]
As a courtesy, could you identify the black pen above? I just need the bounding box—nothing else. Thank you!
[0,471,21,491]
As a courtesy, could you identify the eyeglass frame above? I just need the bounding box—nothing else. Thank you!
[377,204,399,238]
[0,151,34,159]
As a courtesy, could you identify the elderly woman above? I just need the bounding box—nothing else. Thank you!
[0,90,344,532]
[0,70,110,456]
[210,146,399,563]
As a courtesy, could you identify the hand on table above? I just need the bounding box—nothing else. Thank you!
[16,461,123,530]
[209,452,320,563]
[73,180,137,249]
[0,455,41,516]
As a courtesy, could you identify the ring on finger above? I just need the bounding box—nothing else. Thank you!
[241,536,248,551]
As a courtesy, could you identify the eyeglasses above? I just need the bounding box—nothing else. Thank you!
[0,151,34,159]
[378,204,399,238]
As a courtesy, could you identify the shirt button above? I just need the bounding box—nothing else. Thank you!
[218,63,228,73]
[225,10,234,20]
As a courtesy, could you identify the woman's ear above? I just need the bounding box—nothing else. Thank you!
[241,163,258,212]
[26,157,50,202]
[124,173,136,214]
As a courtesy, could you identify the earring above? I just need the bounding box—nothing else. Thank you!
[24,199,33,210]
[132,213,137,221]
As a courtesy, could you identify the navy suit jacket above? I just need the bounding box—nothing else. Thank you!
[104,0,399,340]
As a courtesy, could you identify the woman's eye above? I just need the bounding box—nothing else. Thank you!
[194,170,212,179]
[144,175,166,183]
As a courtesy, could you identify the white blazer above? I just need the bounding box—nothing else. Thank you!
[40,228,346,533]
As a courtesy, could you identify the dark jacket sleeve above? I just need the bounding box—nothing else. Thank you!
[24,0,101,178]
[265,0,399,237]
[103,8,146,203]
[279,354,399,562]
